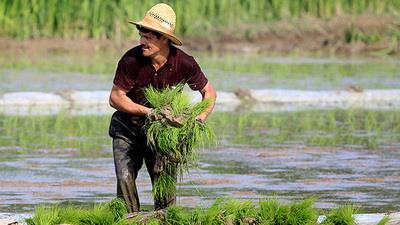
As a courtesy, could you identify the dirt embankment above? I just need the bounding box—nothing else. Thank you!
[1,15,399,56]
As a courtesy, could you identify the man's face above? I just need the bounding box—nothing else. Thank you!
[139,31,166,57]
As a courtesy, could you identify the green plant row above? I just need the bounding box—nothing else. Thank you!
[0,109,399,156]
[1,51,400,93]
[0,0,399,40]
[210,109,400,149]
[27,197,378,225]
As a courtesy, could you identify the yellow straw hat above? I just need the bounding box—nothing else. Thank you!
[129,3,183,46]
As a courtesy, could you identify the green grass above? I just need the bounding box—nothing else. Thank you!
[27,197,357,225]
[1,0,399,40]
[0,109,399,156]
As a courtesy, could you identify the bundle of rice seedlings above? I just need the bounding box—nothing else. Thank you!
[144,83,215,200]
[189,198,256,224]
[377,216,390,225]
[218,198,257,224]
[165,206,192,225]
[258,198,316,225]
[26,199,128,225]
[26,205,61,225]
[321,204,358,225]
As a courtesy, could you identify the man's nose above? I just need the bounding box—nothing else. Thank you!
[139,37,146,45]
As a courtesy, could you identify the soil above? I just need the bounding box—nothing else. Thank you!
[0,15,399,56]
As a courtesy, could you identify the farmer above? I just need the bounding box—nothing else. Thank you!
[108,3,216,214]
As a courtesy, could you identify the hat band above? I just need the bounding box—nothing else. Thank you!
[140,16,174,36]
[148,11,174,30]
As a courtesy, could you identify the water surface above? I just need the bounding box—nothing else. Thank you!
[1,146,399,214]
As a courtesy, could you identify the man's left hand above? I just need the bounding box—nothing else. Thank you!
[196,114,207,124]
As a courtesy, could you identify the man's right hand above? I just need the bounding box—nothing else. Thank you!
[147,109,164,121]
[146,106,186,127]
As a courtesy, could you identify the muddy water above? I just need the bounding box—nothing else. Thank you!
[1,146,399,214]
[1,55,399,217]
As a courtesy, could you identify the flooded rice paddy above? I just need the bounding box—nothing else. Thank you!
[1,141,400,214]
[1,55,400,217]
[0,110,399,215]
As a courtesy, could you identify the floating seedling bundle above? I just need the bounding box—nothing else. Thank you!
[144,84,215,200]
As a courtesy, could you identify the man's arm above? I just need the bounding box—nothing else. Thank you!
[197,82,217,122]
[109,85,151,116]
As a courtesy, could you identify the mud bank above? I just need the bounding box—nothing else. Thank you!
[1,14,400,56]
[0,89,399,115]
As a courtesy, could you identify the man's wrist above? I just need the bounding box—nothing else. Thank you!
[143,107,152,115]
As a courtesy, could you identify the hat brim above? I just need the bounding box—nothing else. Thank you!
[129,21,183,46]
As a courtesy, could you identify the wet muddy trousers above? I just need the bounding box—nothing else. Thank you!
[109,111,176,212]
[113,138,176,212]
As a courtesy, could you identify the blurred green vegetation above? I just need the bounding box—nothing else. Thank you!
[1,0,400,40]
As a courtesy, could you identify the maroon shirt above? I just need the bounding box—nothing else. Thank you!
[113,45,208,107]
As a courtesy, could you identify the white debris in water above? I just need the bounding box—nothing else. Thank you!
[0,89,400,115]
[62,90,109,105]
[251,89,400,106]
[0,213,31,225]
[2,92,68,106]
[317,212,400,225]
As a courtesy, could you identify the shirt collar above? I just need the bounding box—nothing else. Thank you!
[139,45,176,69]
[164,45,176,68]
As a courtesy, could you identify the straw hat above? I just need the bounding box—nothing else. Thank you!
[129,3,183,46]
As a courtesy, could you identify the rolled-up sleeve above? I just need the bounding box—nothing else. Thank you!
[113,58,135,91]
[185,56,208,91]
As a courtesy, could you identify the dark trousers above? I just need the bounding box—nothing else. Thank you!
[109,111,176,212]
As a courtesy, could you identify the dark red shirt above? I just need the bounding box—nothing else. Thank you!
[113,45,208,107]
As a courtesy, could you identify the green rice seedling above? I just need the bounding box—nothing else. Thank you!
[144,218,162,225]
[108,198,129,221]
[165,206,192,225]
[27,199,129,225]
[26,205,61,225]
[153,164,178,202]
[144,83,215,200]
[190,200,225,225]
[78,199,128,225]
[56,205,84,225]
[27,198,371,225]
[0,113,111,156]
[285,198,317,225]
[190,198,257,224]
[377,216,390,225]
[258,198,281,224]
[257,198,316,225]
[79,203,116,225]
[321,204,358,225]
[219,198,257,224]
